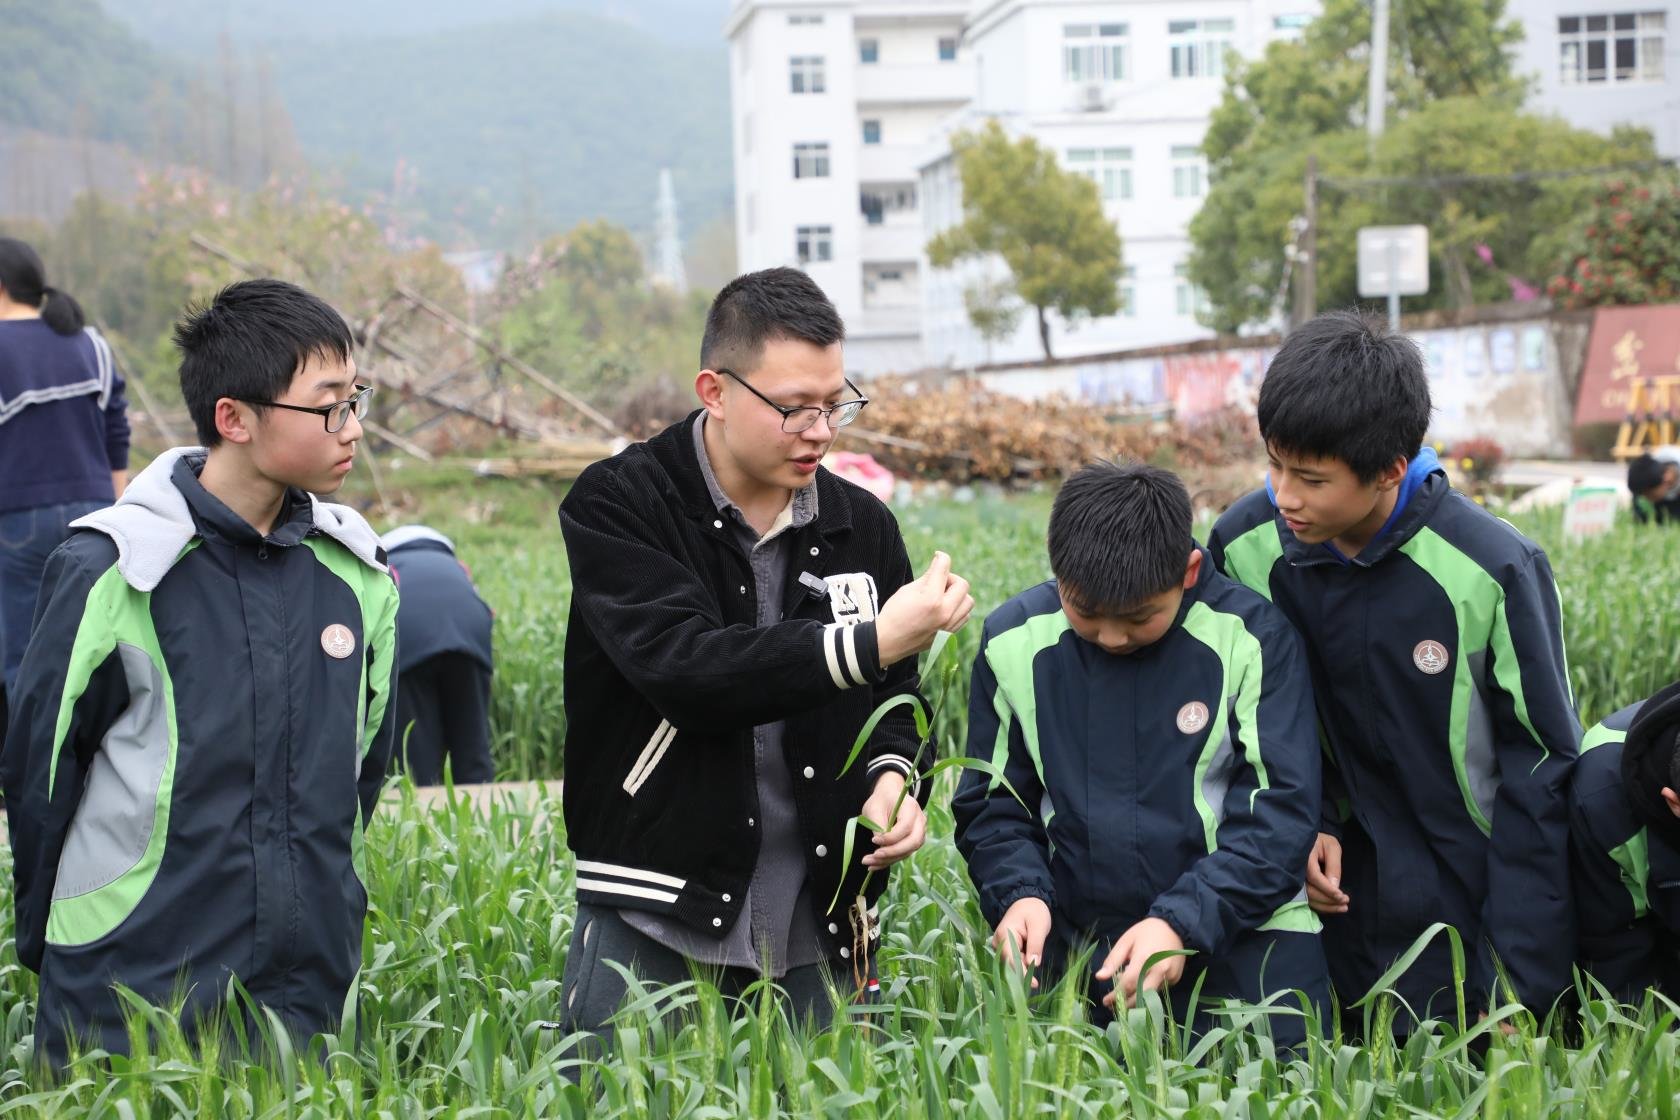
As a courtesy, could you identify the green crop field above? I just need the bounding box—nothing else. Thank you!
[3,472,1678,1116]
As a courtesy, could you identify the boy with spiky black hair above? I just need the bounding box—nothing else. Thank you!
[1209,309,1581,1026]
[3,278,398,1065]
[1570,686,1680,1002]
[954,461,1329,1042]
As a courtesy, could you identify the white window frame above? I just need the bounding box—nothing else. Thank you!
[1175,263,1209,317]
[1062,22,1129,83]
[796,225,833,265]
[789,55,827,94]
[793,142,831,179]
[1169,18,1235,80]
[1171,145,1205,198]
[1065,147,1134,202]
[1558,11,1666,83]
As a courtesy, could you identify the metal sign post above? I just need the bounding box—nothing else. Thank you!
[1357,225,1429,328]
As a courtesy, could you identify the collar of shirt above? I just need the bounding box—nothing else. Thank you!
[692,412,818,547]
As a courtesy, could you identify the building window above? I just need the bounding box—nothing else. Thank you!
[796,225,833,264]
[788,12,824,25]
[1119,265,1136,317]
[1169,18,1235,79]
[860,185,917,225]
[1272,13,1312,36]
[939,36,959,61]
[862,119,882,145]
[1066,147,1133,201]
[1559,12,1666,83]
[793,142,831,179]
[790,55,827,93]
[1175,263,1209,317]
[1063,22,1129,82]
[859,37,879,63]
[1171,146,1205,198]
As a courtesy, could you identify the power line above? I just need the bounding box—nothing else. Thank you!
[1320,158,1677,190]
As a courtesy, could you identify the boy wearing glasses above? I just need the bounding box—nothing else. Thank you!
[557,267,973,1040]
[3,279,398,1064]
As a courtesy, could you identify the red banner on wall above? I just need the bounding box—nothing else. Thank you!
[1574,304,1680,427]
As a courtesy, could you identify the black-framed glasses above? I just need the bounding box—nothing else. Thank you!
[240,384,373,434]
[717,369,869,434]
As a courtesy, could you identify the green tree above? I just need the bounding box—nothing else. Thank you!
[927,120,1122,360]
[1188,0,1654,331]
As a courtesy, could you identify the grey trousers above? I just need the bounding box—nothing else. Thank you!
[559,903,849,1040]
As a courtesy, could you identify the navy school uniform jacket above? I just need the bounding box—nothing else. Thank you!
[951,551,1322,957]
[0,447,399,1059]
[381,526,493,674]
[1209,452,1581,1008]
[1570,694,1680,1001]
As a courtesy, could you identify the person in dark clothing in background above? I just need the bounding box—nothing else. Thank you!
[1627,449,1680,525]
[0,238,131,711]
[382,525,496,785]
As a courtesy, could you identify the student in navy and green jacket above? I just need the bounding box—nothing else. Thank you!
[954,462,1329,1044]
[1208,310,1581,1025]
[1570,685,1680,1002]
[1,279,398,1066]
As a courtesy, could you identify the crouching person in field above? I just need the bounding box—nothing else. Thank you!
[556,268,974,1043]
[1571,684,1680,1002]
[1,280,399,1067]
[953,462,1331,1047]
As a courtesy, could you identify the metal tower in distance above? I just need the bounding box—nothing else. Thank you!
[653,168,687,295]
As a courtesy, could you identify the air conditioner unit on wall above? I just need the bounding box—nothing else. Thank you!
[1081,83,1107,112]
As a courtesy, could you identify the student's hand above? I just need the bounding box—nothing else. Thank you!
[859,770,926,870]
[1305,832,1349,914]
[992,897,1053,988]
[1096,917,1186,1011]
[875,552,975,667]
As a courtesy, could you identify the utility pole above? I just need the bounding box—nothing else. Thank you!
[1367,0,1391,143]
[1293,154,1319,329]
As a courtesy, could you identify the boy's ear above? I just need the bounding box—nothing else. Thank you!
[1375,455,1409,492]
[215,397,258,445]
[1182,548,1203,590]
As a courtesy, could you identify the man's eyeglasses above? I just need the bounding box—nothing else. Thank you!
[239,385,373,434]
[716,369,868,434]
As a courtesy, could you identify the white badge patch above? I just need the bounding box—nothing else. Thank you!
[1413,640,1449,675]
[1176,701,1210,735]
[321,624,356,660]
[825,571,880,624]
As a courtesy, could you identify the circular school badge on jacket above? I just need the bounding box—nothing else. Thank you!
[321,624,356,660]
[1412,640,1449,675]
[1176,701,1210,734]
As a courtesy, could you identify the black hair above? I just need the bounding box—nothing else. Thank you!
[700,267,844,374]
[1628,454,1668,496]
[1621,682,1680,848]
[1257,309,1432,483]
[1048,460,1193,615]
[173,278,354,447]
[0,237,86,335]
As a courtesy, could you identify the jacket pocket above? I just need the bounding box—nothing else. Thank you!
[622,718,677,797]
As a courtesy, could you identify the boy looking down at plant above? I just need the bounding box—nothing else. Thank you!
[954,461,1329,1044]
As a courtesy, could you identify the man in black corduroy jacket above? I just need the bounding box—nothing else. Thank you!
[557,268,973,1039]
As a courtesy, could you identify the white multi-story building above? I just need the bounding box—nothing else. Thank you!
[1514,1,1679,157]
[726,0,973,374]
[919,0,1320,368]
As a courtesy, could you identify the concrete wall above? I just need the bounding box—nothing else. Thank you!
[958,306,1590,457]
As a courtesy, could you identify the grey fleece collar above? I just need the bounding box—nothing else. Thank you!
[71,446,388,592]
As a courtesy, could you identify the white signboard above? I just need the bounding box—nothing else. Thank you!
[1562,485,1619,540]
[1358,225,1430,298]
